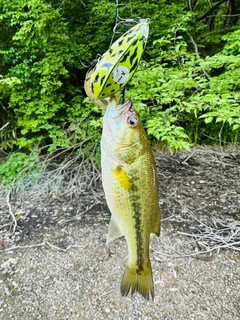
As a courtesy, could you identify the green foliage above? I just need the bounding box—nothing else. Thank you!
[127,25,240,149]
[222,29,240,55]
[0,76,18,150]
[0,151,43,190]
[0,0,239,157]
[0,0,90,149]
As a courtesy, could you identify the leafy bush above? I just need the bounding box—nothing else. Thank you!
[0,0,239,156]
[0,0,90,150]
[127,26,240,149]
[0,151,43,190]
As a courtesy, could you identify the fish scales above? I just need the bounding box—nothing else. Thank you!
[101,96,161,300]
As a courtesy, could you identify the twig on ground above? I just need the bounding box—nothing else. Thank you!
[0,241,46,252]
[45,241,84,252]
[181,150,196,165]
[152,246,218,259]
[9,142,101,201]
[162,215,175,222]
[0,239,84,253]
[6,189,17,235]
[176,199,240,252]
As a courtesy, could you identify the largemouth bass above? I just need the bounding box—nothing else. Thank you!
[101,96,161,300]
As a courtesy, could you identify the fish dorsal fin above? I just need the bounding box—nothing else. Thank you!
[106,216,123,244]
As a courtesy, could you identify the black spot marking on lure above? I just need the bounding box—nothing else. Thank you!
[109,48,113,55]
[119,52,130,64]
[111,89,115,93]
[118,39,124,47]
[140,36,146,46]
[100,75,106,86]
[129,58,139,74]
[125,28,134,36]
[106,83,111,87]
[88,59,98,72]
[126,35,135,43]
[130,47,138,65]
[91,82,94,92]
[131,39,138,47]
[111,50,124,57]
[94,73,99,83]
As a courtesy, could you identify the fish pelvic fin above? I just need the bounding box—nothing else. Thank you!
[106,216,123,244]
[120,262,154,300]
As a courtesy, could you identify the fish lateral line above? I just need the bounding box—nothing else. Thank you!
[128,182,146,274]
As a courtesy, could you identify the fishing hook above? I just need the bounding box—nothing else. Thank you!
[109,0,144,46]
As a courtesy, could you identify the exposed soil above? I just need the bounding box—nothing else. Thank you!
[0,146,240,320]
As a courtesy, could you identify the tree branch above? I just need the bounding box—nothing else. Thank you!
[198,0,228,21]
[0,122,9,132]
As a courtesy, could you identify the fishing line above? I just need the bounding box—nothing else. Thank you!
[84,0,149,104]
[109,0,147,103]
[82,0,143,68]
[109,0,141,47]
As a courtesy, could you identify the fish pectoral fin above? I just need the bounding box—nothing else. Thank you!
[106,216,123,244]
[112,166,133,190]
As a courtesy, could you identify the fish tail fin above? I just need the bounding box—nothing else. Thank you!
[120,262,154,300]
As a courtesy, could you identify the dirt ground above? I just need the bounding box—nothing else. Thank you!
[0,146,240,320]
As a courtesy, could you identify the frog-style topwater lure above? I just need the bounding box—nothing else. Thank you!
[84,57,121,108]
[89,19,149,100]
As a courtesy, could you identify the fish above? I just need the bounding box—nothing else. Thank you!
[101,96,161,300]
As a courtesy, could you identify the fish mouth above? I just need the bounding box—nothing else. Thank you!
[112,99,133,115]
[102,99,140,163]
[110,100,138,128]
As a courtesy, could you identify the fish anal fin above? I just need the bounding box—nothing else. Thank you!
[107,216,123,244]
[120,262,154,300]
[112,166,133,190]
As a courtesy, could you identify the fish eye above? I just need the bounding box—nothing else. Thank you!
[127,117,138,127]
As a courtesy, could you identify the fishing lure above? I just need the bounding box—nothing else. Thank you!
[84,56,121,107]
[90,19,149,100]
